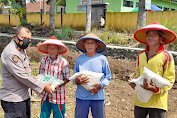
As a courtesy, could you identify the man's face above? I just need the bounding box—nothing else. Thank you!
[146,30,161,46]
[47,44,59,59]
[14,28,31,43]
[84,39,98,53]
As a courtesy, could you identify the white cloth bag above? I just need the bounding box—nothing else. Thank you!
[69,66,104,91]
[36,74,64,91]
[129,67,171,102]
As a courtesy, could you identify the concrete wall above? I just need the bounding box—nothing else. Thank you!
[1,11,177,31]
[1,33,177,65]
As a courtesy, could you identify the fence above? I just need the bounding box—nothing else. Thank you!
[0,11,177,31]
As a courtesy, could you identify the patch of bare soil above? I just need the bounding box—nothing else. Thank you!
[27,48,177,118]
[0,48,177,118]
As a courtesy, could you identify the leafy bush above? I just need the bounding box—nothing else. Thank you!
[0,25,15,34]
[55,27,74,40]
[161,21,177,51]
[20,19,29,26]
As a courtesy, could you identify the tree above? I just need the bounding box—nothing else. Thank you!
[137,0,147,29]
[16,0,26,21]
[0,0,36,26]
[85,0,91,33]
[49,0,56,30]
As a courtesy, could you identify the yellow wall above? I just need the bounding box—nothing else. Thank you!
[147,11,177,25]
[0,15,10,25]
[106,12,138,31]
[63,13,86,29]
[0,11,177,31]
[10,15,21,26]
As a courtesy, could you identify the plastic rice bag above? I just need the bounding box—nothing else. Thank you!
[69,66,104,91]
[129,67,171,102]
[36,74,64,91]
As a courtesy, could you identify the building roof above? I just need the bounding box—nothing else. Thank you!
[26,0,50,13]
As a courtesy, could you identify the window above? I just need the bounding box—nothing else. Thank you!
[164,7,169,11]
[171,8,176,11]
[136,2,139,7]
[123,0,133,8]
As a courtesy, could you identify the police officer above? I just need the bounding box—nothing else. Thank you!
[0,26,53,118]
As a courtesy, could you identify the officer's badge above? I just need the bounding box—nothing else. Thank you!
[17,46,21,51]
[12,56,19,63]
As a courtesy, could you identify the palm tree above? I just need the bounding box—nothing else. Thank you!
[16,0,26,21]
[49,0,56,30]
[137,0,147,29]
[86,0,91,33]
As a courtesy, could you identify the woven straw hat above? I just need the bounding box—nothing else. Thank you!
[134,21,176,44]
[76,33,106,53]
[37,36,68,54]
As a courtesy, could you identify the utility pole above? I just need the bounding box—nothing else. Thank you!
[85,0,91,33]
[43,0,46,14]
[137,0,147,29]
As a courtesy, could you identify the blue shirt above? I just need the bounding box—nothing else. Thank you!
[73,53,111,100]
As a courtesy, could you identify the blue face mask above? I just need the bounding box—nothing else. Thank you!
[16,36,31,49]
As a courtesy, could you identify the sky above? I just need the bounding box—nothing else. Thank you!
[26,0,42,3]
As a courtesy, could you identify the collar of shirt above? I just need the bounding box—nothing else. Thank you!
[47,54,61,64]
[145,44,165,53]
[12,39,22,51]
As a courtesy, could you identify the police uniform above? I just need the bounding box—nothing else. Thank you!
[0,39,45,118]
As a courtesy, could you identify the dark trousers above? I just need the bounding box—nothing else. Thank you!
[1,98,30,118]
[134,106,166,118]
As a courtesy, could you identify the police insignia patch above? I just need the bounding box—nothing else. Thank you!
[12,56,19,63]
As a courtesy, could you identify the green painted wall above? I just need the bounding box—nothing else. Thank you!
[152,0,177,11]
[65,0,177,13]
[120,0,139,12]
[103,0,121,12]
[66,0,85,13]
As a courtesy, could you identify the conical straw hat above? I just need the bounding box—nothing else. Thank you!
[134,21,176,44]
[37,36,68,54]
[76,33,106,53]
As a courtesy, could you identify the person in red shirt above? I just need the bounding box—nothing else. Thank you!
[37,36,70,118]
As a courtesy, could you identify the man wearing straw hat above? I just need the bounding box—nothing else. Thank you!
[73,33,111,118]
[37,36,70,118]
[0,26,53,118]
[129,21,176,118]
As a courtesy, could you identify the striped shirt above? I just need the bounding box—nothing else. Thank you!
[38,55,70,105]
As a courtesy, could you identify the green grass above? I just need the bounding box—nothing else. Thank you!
[30,61,40,76]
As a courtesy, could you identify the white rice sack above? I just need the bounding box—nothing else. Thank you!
[80,71,104,90]
[36,74,64,91]
[143,67,171,87]
[69,66,104,91]
[129,67,171,102]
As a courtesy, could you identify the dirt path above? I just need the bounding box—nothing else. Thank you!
[0,49,176,118]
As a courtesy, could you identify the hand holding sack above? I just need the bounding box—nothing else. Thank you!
[129,67,171,102]
[70,66,104,91]
[36,74,64,91]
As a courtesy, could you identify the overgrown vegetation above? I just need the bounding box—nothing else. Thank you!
[30,61,40,76]
[0,25,15,34]
[1,24,177,51]
[55,27,74,40]
[161,21,177,50]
